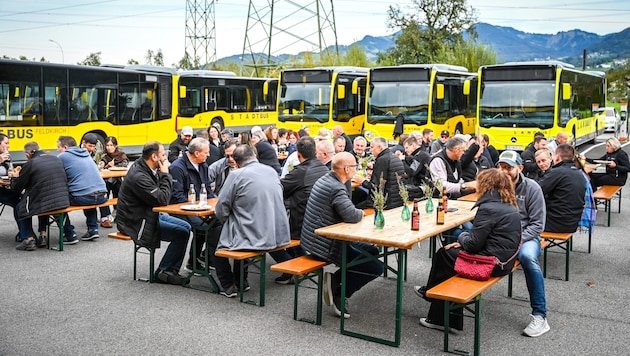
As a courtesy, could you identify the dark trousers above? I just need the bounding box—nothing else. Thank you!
[590,172,626,188]
[425,247,464,330]
[331,242,384,299]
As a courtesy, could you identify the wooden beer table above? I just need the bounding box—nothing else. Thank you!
[315,199,477,347]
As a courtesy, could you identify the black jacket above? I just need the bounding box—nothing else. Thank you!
[458,190,522,276]
[521,144,539,179]
[117,159,173,248]
[403,147,431,186]
[281,158,329,239]
[301,172,363,265]
[168,137,189,163]
[255,141,281,173]
[538,160,586,233]
[587,148,630,186]
[460,143,491,182]
[11,151,69,220]
[169,154,213,204]
[362,148,405,210]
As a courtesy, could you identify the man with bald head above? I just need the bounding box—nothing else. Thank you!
[301,152,384,319]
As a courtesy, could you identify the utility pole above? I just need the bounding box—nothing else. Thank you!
[185,0,216,69]
[240,0,339,76]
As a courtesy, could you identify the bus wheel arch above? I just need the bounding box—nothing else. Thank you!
[571,128,577,147]
[210,118,224,132]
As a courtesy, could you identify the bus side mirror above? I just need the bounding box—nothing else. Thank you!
[436,84,444,100]
[463,80,470,96]
[179,86,186,99]
[352,81,358,95]
[562,83,571,100]
[337,84,346,100]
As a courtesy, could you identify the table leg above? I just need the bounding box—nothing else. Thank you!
[183,222,219,293]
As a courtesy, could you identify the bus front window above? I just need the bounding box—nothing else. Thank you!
[278,83,331,123]
[367,82,429,125]
[479,81,555,129]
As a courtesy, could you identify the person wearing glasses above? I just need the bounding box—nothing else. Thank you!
[430,129,450,155]
[207,139,240,196]
[301,152,383,318]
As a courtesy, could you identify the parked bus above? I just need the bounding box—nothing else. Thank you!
[176,70,278,134]
[364,64,477,144]
[277,66,368,136]
[477,61,606,151]
[0,59,176,162]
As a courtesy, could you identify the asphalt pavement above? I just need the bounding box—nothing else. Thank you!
[1,135,629,355]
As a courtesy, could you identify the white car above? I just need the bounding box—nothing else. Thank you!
[597,107,620,133]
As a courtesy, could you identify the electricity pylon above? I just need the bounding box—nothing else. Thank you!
[185,0,217,69]
[241,0,339,76]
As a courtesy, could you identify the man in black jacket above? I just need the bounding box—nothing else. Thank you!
[401,136,431,187]
[167,126,194,162]
[117,142,191,285]
[538,144,585,232]
[522,135,547,179]
[360,137,405,210]
[12,142,71,251]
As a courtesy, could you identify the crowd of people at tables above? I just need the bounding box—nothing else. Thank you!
[3,122,628,339]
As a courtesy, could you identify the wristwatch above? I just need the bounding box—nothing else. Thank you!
[460,182,467,191]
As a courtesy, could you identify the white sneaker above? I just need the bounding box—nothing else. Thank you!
[523,314,550,337]
[323,272,333,307]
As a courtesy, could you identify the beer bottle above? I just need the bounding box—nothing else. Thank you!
[411,199,420,231]
[442,186,448,213]
[436,199,445,225]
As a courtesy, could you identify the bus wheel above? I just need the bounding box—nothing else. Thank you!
[211,118,224,132]
[455,124,463,135]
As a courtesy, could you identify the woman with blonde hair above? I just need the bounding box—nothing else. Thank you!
[586,136,630,187]
[414,168,521,333]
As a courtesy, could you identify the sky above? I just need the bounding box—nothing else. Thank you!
[0,0,628,67]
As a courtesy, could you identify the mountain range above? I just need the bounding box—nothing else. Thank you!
[222,22,630,68]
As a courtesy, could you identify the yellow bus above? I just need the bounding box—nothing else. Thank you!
[477,61,606,151]
[277,66,368,136]
[176,70,278,134]
[0,59,177,162]
[363,64,477,144]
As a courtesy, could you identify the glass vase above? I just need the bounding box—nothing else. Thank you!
[425,198,434,214]
[401,203,411,222]
[374,209,385,229]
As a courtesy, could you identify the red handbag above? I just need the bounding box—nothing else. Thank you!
[454,251,498,281]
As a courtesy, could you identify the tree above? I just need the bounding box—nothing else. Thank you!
[606,58,630,102]
[447,38,497,72]
[145,49,164,66]
[379,0,477,65]
[78,52,101,66]
[342,44,374,68]
[173,52,198,70]
[127,59,139,65]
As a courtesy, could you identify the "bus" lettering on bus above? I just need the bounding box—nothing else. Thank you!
[230,113,269,120]
[0,129,34,139]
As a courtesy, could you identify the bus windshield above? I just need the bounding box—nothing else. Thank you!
[278,82,331,123]
[367,82,429,125]
[479,81,555,129]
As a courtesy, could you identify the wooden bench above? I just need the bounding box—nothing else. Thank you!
[38,198,118,252]
[507,240,550,299]
[214,239,301,306]
[270,255,329,325]
[540,231,574,281]
[593,185,622,227]
[108,231,155,283]
[426,262,522,356]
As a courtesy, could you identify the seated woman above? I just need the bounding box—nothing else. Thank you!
[414,168,521,333]
[586,137,630,188]
[98,136,129,227]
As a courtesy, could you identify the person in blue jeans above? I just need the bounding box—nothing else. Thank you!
[497,150,550,337]
[57,135,107,243]
[116,141,191,285]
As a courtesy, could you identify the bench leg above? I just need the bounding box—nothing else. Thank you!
[565,238,571,282]
[134,244,155,283]
[508,272,514,298]
[46,213,66,252]
[293,269,324,325]
[607,200,611,227]
[239,256,266,307]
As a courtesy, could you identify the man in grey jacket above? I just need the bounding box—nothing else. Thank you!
[498,150,550,337]
[301,152,384,318]
[214,144,291,298]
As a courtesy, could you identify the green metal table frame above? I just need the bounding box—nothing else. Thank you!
[339,241,406,347]
[182,217,220,293]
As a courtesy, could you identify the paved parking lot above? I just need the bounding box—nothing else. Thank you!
[1,140,629,355]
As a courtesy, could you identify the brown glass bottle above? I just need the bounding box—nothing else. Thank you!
[436,199,445,225]
[411,199,420,231]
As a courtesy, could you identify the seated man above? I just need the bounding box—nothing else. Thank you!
[169,137,214,272]
[117,142,191,285]
[538,144,585,233]
[12,142,71,251]
[360,137,405,210]
[214,144,291,298]
[301,152,384,318]
[168,126,194,162]
[57,135,107,243]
